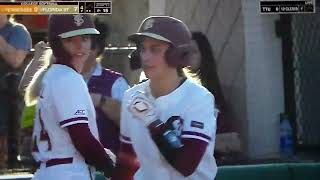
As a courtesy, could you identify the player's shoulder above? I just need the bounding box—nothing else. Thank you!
[45,64,84,88]
[123,79,149,99]
[102,68,129,86]
[47,64,79,78]
[103,68,123,77]
[184,78,215,102]
[185,78,212,95]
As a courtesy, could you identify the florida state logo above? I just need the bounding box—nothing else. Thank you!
[73,15,84,26]
[143,18,154,30]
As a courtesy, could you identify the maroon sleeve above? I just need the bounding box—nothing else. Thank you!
[67,123,113,172]
[111,141,140,180]
[149,122,208,177]
[173,138,208,176]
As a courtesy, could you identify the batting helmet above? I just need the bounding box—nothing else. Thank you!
[48,15,100,66]
[128,16,193,68]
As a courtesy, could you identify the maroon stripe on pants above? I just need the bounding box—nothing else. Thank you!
[46,157,73,167]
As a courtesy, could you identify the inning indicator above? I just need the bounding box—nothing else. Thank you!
[260,0,315,14]
[0,1,112,14]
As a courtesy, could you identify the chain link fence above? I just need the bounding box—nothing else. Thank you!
[291,7,320,146]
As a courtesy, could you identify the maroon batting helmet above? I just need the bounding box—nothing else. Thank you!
[128,16,193,68]
[48,15,100,66]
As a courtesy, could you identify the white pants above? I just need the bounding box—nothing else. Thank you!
[32,162,95,180]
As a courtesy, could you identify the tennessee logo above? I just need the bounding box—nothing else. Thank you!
[191,121,204,129]
[74,110,85,115]
[73,15,84,26]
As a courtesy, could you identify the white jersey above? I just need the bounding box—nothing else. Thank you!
[120,79,217,180]
[31,64,98,163]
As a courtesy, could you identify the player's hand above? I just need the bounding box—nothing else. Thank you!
[104,148,116,165]
[33,41,48,59]
[103,148,116,178]
[90,93,102,107]
[128,91,159,126]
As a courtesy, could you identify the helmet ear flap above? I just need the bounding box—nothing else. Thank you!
[128,49,142,70]
[166,44,194,68]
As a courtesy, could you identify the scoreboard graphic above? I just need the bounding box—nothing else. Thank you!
[0,1,112,14]
[260,0,315,14]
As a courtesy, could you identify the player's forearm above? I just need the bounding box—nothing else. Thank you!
[0,37,26,68]
[67,124,114,173]
[100,97,121,126]
[111,142,139,180]
[172,139,208,176]
[149,123,207,177]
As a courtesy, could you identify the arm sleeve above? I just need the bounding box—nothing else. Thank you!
[7,25,32,51]
[111,142,139,180]
[175,93,217,176]
[52,77,91,128]
[52,76,114,175]
[111,92,139,180]
[150,93,217,177]
[68,124,114,172]
[111,77,130,102]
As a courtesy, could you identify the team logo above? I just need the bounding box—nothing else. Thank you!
[166,116,184,136]
[143,18,154,30]
[73,15,84,26]
[74,109,86,115]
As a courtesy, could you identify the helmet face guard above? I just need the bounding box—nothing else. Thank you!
[128,16,193,68]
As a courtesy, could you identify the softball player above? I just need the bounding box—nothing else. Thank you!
[31,15,114,180]
[112,16,217,180]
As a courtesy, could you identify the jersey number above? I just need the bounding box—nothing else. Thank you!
[32,109,52,152]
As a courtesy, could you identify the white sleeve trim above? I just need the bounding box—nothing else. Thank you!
[120,134,132,144]
[181,131,212,143]
[60,120,89,128]
[181,134,210,143]
[60,117,89,128]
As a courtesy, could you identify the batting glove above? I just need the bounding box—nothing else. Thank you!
[129,91,159,126]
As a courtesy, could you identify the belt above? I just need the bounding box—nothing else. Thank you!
[44,157,73,167]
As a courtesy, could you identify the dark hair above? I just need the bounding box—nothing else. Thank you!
[191,32,227,110]
[92,18,110,57]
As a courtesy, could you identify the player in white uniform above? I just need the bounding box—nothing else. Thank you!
[112,16,218,180]
[31,15,114,180]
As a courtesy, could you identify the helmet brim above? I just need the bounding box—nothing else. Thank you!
[128,32,171,44]
[59,28,100,39]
